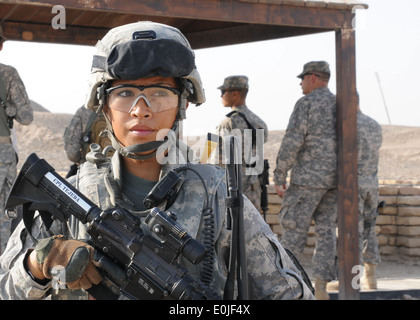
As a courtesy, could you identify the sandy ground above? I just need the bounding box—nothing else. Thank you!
[14,112,420,181]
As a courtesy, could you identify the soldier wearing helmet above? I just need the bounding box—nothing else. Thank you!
[0,22,314,300]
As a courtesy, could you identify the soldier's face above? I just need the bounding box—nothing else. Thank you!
[221,90,234,107]
[300,74,312,95]
[105,76,179,149]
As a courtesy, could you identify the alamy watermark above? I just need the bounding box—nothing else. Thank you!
[156,128,265,176]
[51,5,66,30]
[351,264,363,289]
[50,265,67,291]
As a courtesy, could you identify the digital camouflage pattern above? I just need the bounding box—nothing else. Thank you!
[63,106,96,164]
[211,105,268,211]
[0,144,315,300]
[279,185,337,280]
[0,63,33,254]
[217,75,249,91]
[357,110,382,265]
[273,87,337,188]
[63,105,111,164]
[211,75,267,210]
[274,85,337,281]
[297,60,331,79]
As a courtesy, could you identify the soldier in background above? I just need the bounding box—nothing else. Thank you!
[356,93,382,290]
[328,93,383,293]
[0,26,33,254]
[211,76,268,211]
[63,105,111,177]
[273,61,337,300]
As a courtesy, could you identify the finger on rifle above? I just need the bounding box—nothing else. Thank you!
[92,251,127,285]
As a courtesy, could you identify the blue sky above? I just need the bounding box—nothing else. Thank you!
[1,0,418,137]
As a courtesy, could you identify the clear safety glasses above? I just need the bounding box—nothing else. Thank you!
[106,84,181,113]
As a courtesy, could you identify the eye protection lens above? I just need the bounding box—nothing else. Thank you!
[106,85,181,113]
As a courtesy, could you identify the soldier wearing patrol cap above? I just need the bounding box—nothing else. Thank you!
[211,75,268,212]
[218,75,250,91]
[0,25,33,254]
[0,22,314,300]
[297,61,331,80]
[274,60,337,300]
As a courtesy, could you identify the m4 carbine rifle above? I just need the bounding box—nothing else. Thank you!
[5,153,217,300]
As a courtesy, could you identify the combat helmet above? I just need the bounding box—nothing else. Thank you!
[85,21,205,160]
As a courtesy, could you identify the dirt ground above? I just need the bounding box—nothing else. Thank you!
[14,112,420,181]
[300,254,420,281]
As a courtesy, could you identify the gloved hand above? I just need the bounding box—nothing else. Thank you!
[33,235,103,290]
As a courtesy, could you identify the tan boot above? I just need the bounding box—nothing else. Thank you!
[326,280,339,291]
[361,263,377,290]
[315,279,330,300]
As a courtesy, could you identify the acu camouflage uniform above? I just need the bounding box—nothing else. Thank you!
[357,110,382,265]
[63,105,111,164]
[0,63,33,255]
[273,61,337,281]
[210,76,268,211]
[0,141,314,300]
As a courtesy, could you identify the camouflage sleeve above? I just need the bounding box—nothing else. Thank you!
[243,107,268,143]
[212,177,314,299]
[357,113,383,188]
[273,98,308,185]
[216,116,234,138]
[4,66,33,126]
[0,216,55,299]
[63,107,85,163]
[241,197,314,299]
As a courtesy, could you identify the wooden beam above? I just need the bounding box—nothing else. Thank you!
[187,24,328,49]
[0,0,355,29]
[335,27,359,300]
[2,21,107,45]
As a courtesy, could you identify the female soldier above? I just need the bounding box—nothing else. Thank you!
[0,21,314,300]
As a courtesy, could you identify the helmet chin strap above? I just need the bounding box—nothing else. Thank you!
[102,109,180,161]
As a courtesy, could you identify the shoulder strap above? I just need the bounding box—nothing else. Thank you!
[226,110,256,142]
[225,110,256,131]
